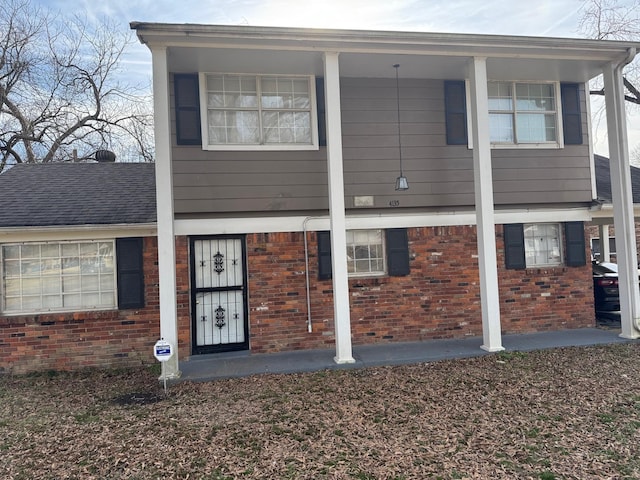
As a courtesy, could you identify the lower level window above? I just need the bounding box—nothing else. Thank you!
[591,237,616,261]
[1,241,116,314]
[346,230,385,276]
[524,223,562,267]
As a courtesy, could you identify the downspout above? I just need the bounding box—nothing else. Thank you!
[303,216,315,333]
[302,215,332,332]
[622,47,637,70]
[624,48,640,332]
[610,47,640,331]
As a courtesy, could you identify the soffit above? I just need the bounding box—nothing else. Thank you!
[167,47,613,83]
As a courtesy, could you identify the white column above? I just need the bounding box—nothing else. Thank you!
[598,224,611,262]
[603,61,640,338]
[468,57,504,352]
[323,52,354,364]
[151,46,181,376]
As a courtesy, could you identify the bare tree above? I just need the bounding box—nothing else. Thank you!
[578,0,640,106]
[0,0,153,172]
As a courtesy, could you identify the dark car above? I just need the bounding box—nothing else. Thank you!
[593,262,619,312]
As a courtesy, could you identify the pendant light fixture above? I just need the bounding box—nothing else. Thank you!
[393,63,409,191]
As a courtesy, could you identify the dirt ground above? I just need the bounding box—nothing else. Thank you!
[2,343,640,479]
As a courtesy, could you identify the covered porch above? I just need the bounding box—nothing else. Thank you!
[132,23,640,379]
[177,326,632,382]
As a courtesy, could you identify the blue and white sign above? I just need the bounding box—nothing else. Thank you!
[153,339,174,362]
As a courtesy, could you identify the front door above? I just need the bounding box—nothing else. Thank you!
[190,236,249,354]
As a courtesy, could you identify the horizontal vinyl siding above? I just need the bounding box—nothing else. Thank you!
[341,78,474,208]
[170,76,593,215]
[170,76,328,214]
[491,145,592,204]
[172,152,328,213]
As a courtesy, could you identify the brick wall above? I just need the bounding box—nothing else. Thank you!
[244,226,595,354]
[0,237,160,374]
[497,226,594,332]
[175,235,191,358]
[3,226,595,373]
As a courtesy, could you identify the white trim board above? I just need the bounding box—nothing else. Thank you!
[175,208,591,236]
[0,224,157,243]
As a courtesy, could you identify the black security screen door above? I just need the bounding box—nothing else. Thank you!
[190,236,249,354]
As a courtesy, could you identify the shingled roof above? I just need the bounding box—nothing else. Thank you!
[1,156,637,229]
[594,154,640,204]
[0,163,156,228]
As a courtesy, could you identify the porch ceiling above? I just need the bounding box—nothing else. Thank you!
[166,47,615,83]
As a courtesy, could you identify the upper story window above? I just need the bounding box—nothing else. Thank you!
[200,73,317,150]
[488,82,561,147]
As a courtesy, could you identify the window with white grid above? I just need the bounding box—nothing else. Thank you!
[1,241,116,314]
[488,82,560,146]
[346,230,386,276]
[524,223,563,267]
[202,74,316,150]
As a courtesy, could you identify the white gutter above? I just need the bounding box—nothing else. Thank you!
[0,223,157,242]
[131,22,640,60]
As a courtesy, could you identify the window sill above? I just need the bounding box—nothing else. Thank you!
[491,143,563,150]
[0,306,117,319]
[202,143,319,152]
[524,265,569,275]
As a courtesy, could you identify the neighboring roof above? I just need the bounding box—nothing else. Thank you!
[0,163,156,228]
[594,154,640,204]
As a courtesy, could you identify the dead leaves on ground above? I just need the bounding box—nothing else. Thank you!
[2,344,640,479]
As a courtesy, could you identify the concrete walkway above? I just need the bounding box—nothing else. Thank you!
[177,324,634,382]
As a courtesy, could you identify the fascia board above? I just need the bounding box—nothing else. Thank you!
[0,223,157,243]
[590,203,640,221]
[131,23,640,63]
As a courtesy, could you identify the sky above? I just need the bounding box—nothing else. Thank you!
[33,0,640,157]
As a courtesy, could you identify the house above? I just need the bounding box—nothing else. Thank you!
[125,22,640,378]
[3,24,640,376]
[589,154,640,262]
[0,162,159,373]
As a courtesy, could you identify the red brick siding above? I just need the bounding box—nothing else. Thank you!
[242,226,594,354]
[0,237,160,374]
[497,225,594,331]
[175,235,191,358]
[3,226,595,373]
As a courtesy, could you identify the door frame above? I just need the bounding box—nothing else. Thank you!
[189,235,249,354]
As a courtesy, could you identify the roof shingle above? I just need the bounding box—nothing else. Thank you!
[0,163,156,228]
[594,154,640,204]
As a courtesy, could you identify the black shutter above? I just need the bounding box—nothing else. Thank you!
[504,224,526,269]
[174,74,202,146]
[564,221,587,267]
[116,237,145,309]
[444,80,468,145]
[386,228,410,276]
[317,231,332,280]
[316,77,327,147]
[561,83,582,145]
